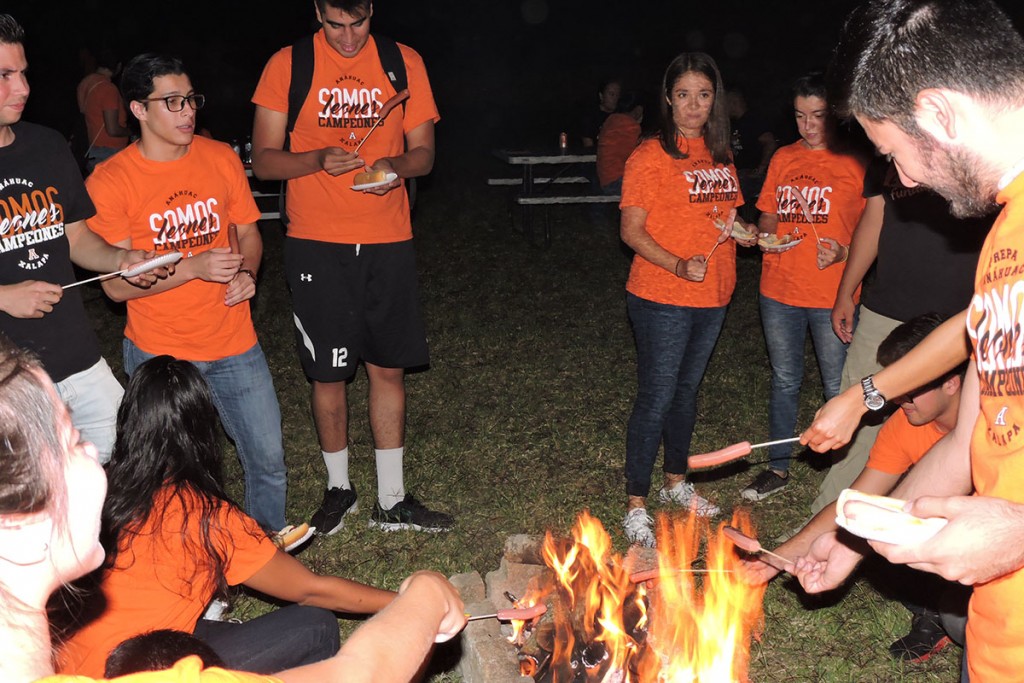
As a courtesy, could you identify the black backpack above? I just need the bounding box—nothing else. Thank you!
[278,33,413,225]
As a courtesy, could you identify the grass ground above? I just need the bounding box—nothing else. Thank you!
[83,159,960,681]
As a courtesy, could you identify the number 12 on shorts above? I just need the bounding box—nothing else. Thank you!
[332,347,348,368]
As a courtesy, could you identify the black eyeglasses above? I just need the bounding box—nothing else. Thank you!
[139,94,206,112]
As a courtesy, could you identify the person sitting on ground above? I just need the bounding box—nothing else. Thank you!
[596,90,645,195]
[740,72,867,502]
[0,335,467,683]
[105,630,225,678]
[56,356,399,677]
[744,314,969,663]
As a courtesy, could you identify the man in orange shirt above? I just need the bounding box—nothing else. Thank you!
[76,47,130,172]
[788,1,1024,680]
[86,54,292,539]
[747,314,968,662]
[251,0,451,534]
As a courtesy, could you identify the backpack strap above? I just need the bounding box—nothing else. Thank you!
[286,34,316,151]
[372,33,408,115]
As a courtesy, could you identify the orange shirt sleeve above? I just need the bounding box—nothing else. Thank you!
[865,409,945,475]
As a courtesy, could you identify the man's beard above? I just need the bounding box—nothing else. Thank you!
[918,136,999,218]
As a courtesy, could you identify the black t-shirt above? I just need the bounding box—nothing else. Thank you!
[580,107,612,145]
[0,122,102,382]
[860,157,992,321]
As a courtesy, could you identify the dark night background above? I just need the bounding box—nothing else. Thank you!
[6,1,1024,166]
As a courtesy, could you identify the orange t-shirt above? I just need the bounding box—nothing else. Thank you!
[251,32,439,244]
[964,171,1024,681]
[58,487,276,677]
[622,137,744,308]
[757,142,867,308]
[865,409,945,475]
[85,137,260,361]
[596,113,641,187]
[77,73,128,151]
[43,656,282,682]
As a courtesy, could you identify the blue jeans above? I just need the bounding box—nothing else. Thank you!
[123,339,288,531]
[55,357,123,465]
[760,295,850,472]
[625,293,726,498]
[194,604,339,674]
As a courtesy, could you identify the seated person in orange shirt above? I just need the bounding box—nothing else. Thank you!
[0,335,466,683]
[744,313,969,663]
[57,357,397,677]
[596,91,645,195]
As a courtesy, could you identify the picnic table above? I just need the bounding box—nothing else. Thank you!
[491,148,620,247]
[245,167,282,222]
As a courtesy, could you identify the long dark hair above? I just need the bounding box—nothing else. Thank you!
[101,357,239,598]
[658,52,731,165]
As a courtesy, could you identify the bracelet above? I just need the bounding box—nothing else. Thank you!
[674,258,683,278]
[239,269,257,284]
[838,245,849,264]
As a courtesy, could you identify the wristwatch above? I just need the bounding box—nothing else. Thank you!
[861,375,886,411]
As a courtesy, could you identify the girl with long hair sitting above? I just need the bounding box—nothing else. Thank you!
[0,336,464,682]
[57,356,402,677]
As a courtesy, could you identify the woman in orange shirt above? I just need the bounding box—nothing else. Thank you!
[0,334,464,683]
[619,52,756,546]
[740,74,867,502]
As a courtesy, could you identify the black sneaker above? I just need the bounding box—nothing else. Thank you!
[889,611,952,663]
[369,494,454,532]
[310,485,358,535]
[740,470,789,502]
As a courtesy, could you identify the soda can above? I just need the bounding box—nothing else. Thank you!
[559,132,568,151]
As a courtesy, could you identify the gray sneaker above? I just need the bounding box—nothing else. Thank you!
[658,481,720,517]
[623,507,656,547]
[740,470,789,502]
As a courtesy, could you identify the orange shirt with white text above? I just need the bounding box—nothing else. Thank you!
[965,171,1024,681]
[757,142,866,308]
[622,137,744,308]
[251,32,439,244]
[86,138,260,361]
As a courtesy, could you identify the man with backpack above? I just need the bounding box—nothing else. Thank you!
[251,0,451,534]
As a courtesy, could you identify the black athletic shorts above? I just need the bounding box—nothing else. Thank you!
[284,238,429,382]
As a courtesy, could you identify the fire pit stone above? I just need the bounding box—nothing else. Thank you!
[451,570,534,683]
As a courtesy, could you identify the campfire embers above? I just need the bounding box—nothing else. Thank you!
[507,511,765,682]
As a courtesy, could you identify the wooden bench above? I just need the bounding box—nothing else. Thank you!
[513,194,621,247]
[516,195,620,205]
[487,176,589,187]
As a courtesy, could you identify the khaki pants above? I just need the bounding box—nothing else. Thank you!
[809,306,902,515]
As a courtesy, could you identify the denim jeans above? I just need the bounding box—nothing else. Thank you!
[123,339,288,531]
[194,604,340,673]
[625,293,727,498]
[760,295,849,472]
[55,357,124,465]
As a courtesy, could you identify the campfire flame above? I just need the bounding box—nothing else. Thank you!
[512,510,765,682]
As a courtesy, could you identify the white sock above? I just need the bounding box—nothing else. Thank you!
[323,447,350,490]
[375,447,405,509]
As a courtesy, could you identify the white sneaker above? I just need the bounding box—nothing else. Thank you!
[202,598,230,622]
[623,507,656,547]
[658,481,720,517]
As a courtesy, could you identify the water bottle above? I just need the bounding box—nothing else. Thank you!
[242,136,253,165]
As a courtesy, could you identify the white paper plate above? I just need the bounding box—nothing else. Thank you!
[835,489,948,546]
[758,236,803,252]
[351,172,398,191]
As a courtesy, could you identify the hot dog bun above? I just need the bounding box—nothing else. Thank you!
[835,489,947,546]
[354,169,391,185]
[730,222,756,240]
